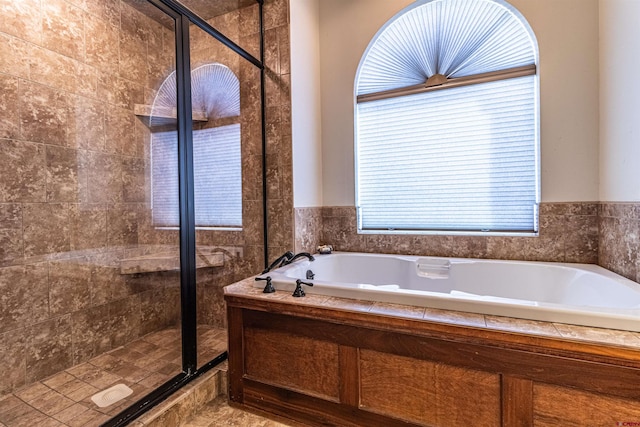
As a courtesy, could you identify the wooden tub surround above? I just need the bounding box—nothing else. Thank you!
[224,278,640,426]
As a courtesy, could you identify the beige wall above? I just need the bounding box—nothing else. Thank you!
[318,0,412,206]
[316,0,600,206]
[599,0,640,201]
[290,0,323,207]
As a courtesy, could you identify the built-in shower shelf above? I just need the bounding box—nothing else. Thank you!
[134,104,208,129]
[119,248,223,275]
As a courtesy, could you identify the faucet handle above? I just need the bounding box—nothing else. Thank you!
[255,276,275,293]
[292,279,313,297]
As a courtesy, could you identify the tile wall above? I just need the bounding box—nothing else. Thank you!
[293,207,322,254]
[294,203,640,285]
[262,0,295,261]
[599,203,640,283]
[0,0,180,396]
[0,0,275,395]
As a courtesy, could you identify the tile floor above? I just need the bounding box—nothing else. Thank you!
[183,396,303,427]
[0,326,227,427]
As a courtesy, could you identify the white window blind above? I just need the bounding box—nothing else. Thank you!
[151,124,242,228]
[356,0,537,95]
[151,130,179,227]
[355,0,539,233]
[357,76,537,232]
[193,125,242,227]
[150,62,242,229]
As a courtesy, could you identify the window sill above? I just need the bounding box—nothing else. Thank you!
[154,226,243,232]
[357,229,539,237]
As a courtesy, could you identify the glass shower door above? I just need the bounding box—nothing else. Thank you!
[186,11,264,370]
[117,0,185,398]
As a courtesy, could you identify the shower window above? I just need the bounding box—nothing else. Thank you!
[150,63,243,229]
[354,0,540,234]
[152,124,242,228]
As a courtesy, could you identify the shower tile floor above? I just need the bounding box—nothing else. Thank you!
[0,326,227,427]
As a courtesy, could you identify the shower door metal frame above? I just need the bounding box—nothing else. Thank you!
[103,0,266,425]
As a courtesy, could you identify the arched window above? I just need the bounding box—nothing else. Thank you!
[355,0,539,234]
[151,63,242,229]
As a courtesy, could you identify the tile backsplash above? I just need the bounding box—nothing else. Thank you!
[599,203,640,283]
[294,202,640,284]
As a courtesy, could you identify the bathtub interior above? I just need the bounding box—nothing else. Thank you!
[271,253,640,310]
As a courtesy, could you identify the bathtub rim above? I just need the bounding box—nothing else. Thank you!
[256,252,640,333]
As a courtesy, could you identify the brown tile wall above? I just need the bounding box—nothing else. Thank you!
[599,203,640,283]
[262,0,294,261]
[293,202,640,284]
[316,203,599,264]
[294,207,322,253]
[0,0,267,395]
[189,6,268,328]
[0,0,182,395]
[189,0,291,326]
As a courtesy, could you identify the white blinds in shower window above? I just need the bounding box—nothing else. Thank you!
[151,124,242,228]
[356,76,538,232]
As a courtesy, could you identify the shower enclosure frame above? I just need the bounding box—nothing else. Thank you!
[104,0,267,425]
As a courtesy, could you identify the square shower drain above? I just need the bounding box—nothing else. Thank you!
[91,384,134,408]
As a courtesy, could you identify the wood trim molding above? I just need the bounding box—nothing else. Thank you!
[338,346,360,407]
[502,376,533,426]
[227,306,244,402]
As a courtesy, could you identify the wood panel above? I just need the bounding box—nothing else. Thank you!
[227,306,244,402]
[226,295,640,368]
[502,376,533,427]
[243,379,424,427]
[360,350,501,426]
[338,345,359,407]
[360,349,437,425]
[227,300,640,427]
[242,310,640,401]
[533,383,640,427]
[244,327,340,401]
[434,362,501,426]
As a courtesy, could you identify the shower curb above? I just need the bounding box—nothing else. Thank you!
[131,365,228,426]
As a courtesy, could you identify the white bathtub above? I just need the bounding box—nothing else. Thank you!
[260,252,640,332]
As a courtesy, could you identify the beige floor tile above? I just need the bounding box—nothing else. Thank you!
[27,389,75,416]
[185,397,303,427]
[52,402,90,423]
[2,326,227,427]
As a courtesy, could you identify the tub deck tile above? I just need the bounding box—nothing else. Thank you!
[369,302,426,319]
[422,307,487,328]
[322,297,373,313]
[224,281,640,350]
[485,315,561,338]
[280,294,331,306]
[552,323,640,347]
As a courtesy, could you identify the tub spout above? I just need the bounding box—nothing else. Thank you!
[262,251,294,274]
[282,252,315,266]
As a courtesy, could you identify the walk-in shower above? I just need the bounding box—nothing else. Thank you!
[0,0,267,425]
